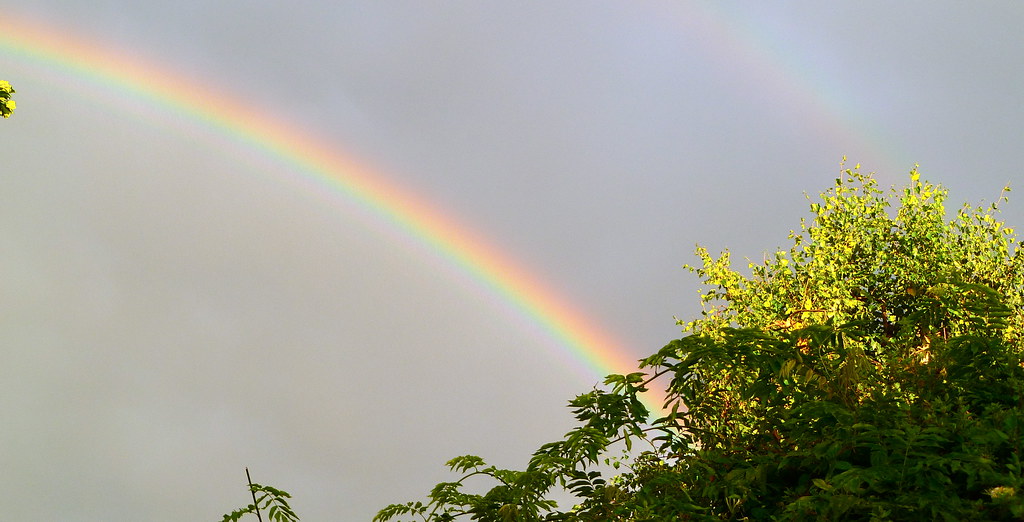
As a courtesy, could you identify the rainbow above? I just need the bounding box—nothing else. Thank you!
[0,15,667,413]
[659,5,901,179]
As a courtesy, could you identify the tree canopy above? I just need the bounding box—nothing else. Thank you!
[374,166,1024,521]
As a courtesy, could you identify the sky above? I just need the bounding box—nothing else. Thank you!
[1,2,1022,520]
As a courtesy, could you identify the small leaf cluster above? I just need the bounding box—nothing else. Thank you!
[375,165,1024,520]
[221,482,299,522]
[0,81,14,118]
[374,373,658,522]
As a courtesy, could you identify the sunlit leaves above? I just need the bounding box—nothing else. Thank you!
[647,165,1024,519]
[0,81,14,118]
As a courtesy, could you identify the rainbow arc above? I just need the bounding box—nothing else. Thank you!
[0,15,667,414]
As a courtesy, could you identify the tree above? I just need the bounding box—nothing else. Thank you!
[375,164,1024,521]
[1,80,15,118]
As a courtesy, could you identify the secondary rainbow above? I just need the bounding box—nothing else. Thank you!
[0,15,666,412]
[658,5,902,178]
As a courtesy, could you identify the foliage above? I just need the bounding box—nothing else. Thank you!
[220,473,300,522]
[1,80,14,118]
[375,164,1024,521]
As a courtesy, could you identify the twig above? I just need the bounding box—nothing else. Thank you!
[246,467,264,522]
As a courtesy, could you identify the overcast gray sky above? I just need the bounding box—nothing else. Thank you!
[2,2,1022,520]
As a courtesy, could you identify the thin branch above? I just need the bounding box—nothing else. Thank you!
[246,467,264,522]
[640,367,672,389]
